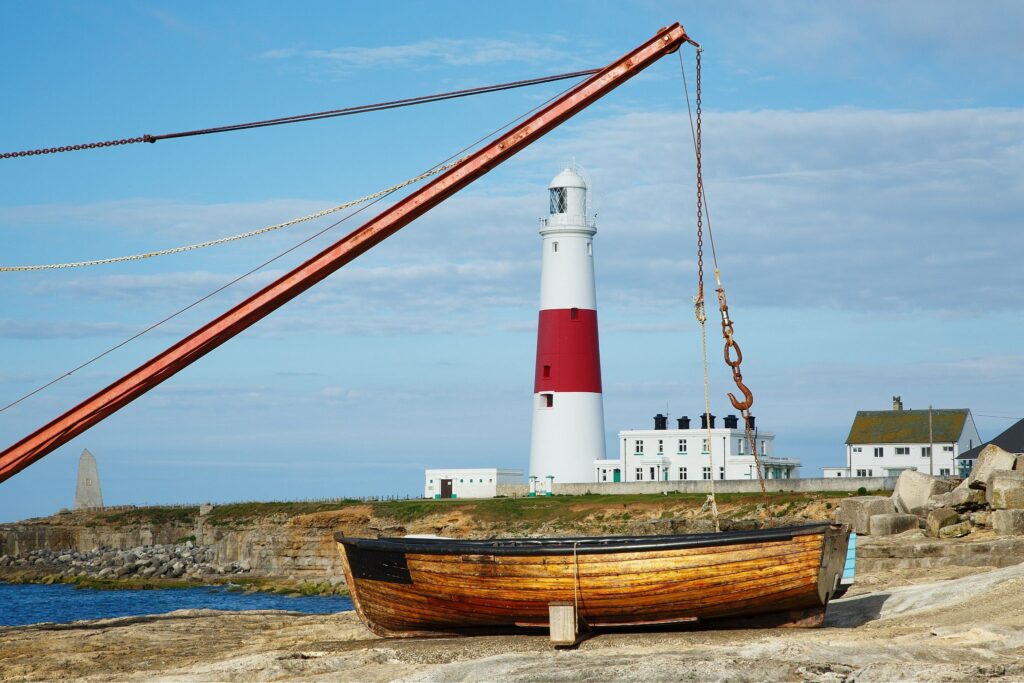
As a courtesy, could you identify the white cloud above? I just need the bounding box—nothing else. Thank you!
[260,36,589,77]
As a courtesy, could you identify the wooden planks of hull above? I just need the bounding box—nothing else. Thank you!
[335,523,849,637]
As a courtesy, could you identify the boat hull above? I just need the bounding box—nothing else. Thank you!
[335,523,849,637]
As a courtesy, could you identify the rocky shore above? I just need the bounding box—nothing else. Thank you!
[0,542,251,582]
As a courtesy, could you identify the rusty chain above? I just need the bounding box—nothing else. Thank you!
[0,136,153,159]
[688,47,773,527]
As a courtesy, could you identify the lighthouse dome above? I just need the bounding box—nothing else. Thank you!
[549,167,587,190]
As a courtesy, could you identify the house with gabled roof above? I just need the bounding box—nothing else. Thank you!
[823,396,981,479]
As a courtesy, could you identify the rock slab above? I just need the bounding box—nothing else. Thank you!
[967,445,1019,490]
[992,509,1024,536]
[835,496,896,534]
[892,470,954,516]
[925,507,960,537]
[869,513,920,536]
[987,471,1024,510]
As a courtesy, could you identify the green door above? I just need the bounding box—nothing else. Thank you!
[613,469,621,482]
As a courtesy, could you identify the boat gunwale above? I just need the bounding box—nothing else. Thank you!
[334,522,836,556]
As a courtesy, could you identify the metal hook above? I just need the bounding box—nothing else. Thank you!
[727,380,754,412]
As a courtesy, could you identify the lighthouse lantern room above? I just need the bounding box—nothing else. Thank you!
[529,168,607,490]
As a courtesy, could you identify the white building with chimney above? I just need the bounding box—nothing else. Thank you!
[597,412,801,483]
[823,396,981,478]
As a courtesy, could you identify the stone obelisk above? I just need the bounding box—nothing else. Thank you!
[74,448,103,509]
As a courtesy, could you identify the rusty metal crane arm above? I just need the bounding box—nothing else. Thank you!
[0,23,695,483]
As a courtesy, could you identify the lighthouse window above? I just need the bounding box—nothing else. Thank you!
[570,307,579,320]
[552,241,559,253]
[541,393,554,408]
[587,241,593,256]
[543,364,551,378]
[550,187,567,214]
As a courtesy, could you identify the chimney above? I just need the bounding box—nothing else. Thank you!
[892,395,903,411]
[723,415,739,429]
[700,412,716,429]
[745,415,756,430]
[653,414,668,430]
[677,416,691,430]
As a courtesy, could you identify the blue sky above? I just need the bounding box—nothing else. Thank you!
[2,1,1022,521]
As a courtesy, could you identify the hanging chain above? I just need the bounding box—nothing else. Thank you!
[692,48,720,532]
[688,47,772,528]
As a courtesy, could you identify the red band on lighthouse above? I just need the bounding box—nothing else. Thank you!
[534,308,602,393]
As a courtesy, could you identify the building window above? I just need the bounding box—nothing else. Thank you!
[921,446,931,457]
[550,187,567,213]
[719,467,725,480]
[737,438,745,455]
[874,447,884,458]
[657,440,664,454]
[760,440,766,455]
[635,468,644,481]
[856,469,869,477]
[541,393,553,408]
[702,467,711,480]
[701,438,710,454]
[635,440,644,454]
[895,447,910,455]
[943,445,954,452]
[939,468,951,476]
[679,467,687,480]
[601,470,607,482]
[460,479,464,483]
[837,471,843,477]
[853,447,862,453]
[649,466,656,481]
[678,439,686,454]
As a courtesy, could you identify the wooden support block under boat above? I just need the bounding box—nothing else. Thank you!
[334,523,850,638]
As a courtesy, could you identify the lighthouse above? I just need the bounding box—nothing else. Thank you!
[529,168,606,490]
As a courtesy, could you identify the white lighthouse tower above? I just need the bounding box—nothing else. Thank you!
[529,168,606,491]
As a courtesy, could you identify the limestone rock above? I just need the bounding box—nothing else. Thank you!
[893,470,955,516]
[869,513,920,536]
[835,496,896,534]
[987,471,1024,509]
[992,509,1024,535]
[938,521,972,539]
[970,511,992,528]
[926,507,960,537]
[928,480,987,512]
[967,445,1019,489]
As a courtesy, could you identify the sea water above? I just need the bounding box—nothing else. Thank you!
[0,581,353,627]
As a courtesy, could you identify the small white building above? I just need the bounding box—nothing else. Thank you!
[424,468,523,499]
[823,397,981,478]
[601,413,801,483]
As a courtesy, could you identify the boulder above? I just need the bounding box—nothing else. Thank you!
[892,470,955,516]
[987,471,1024,509]
[868,513,920,536]
[938,521,972,539]
[835,496,896,534]
[139,566,157,578]
[927,480,987,512]
[96,567,113,578]
[969,511,992,528]
[992,509,1024,536]
[967,445,1019,489]
[925,507,960,537]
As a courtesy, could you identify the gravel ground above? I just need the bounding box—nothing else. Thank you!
[2,563,1024,682]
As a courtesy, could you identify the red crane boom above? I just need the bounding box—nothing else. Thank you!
[0,23,694,483]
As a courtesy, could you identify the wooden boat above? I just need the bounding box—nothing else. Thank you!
[335,522,850,637]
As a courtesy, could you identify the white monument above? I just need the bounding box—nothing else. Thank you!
[74,448,104,509]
